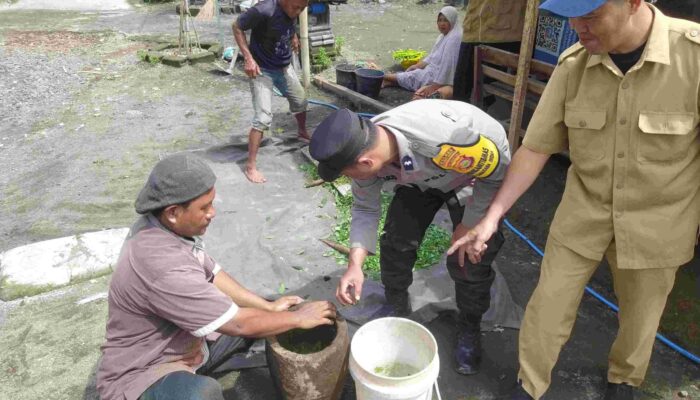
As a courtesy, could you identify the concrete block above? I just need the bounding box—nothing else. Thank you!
[162,54,187,67]
[0,228,128,300]
[188,51,215,64]
[154,43,176,52]
[207,44,223,57]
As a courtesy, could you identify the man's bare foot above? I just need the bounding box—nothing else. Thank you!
[245,166,266,183]
[297,131,311,144]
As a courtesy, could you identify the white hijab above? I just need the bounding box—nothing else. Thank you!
[423,6,463,85]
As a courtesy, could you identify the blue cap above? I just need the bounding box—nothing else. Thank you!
[540,0,607,17]
[309,108,377,182]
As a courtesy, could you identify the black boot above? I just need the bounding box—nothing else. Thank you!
[454,319,481,375]
[604,383,634,400]
[370,289,411,319]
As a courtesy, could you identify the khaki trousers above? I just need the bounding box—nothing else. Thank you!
[518,237,679,399]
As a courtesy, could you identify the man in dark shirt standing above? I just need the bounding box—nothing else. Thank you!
[233,0,310,183]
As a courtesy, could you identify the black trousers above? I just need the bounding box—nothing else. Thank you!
[379,185,505,325]
[453,41,522,103]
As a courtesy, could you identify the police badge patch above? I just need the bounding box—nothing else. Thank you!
[431,135,500,178]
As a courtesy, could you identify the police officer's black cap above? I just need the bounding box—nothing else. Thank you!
[309,108,377,182]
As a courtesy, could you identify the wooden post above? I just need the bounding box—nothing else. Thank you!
[507,0,539,153]
[300,7,311,89]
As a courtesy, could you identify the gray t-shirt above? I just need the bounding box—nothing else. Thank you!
[96,215,238,400]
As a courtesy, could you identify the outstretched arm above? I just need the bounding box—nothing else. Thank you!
[217,300,337,338]
[214,270,302,312]
[448,146,551,265]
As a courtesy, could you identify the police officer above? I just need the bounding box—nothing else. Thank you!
[449,0,700,399]
[309,99,511,375]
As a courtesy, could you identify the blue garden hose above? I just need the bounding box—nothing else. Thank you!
[503,218,700,365]
[308,97,700,365]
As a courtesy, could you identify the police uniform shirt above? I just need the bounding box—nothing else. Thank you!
[522,5,700,269]
[349,100,512,254]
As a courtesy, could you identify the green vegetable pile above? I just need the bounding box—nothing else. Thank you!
[300,163,451,280]
[391,49,427,62]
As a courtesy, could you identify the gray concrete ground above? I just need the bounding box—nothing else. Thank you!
[0,1,698,399]
[0,0,131,11]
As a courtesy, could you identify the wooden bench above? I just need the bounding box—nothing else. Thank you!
[471,45,555,142]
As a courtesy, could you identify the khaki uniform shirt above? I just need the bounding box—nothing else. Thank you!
[462,0,527,43]
[350,100,511,253]
[522,6,700,269]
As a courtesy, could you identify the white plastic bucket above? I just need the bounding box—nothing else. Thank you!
[349,317,440,400]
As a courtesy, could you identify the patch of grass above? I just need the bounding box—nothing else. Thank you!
[299,163,451,279]
[58,200,135,232]
[0,277,110,399]
[0,183,42,216]
[121,62,233,102]
[26,219,62,239]
[0,11,98,32]
[74,135,200,231]
[204,108,239,140]
[313,47,332,71]
[334,36,346,57]
[31,93,114,137]
[0,268,111,301]
[0,278,59,302]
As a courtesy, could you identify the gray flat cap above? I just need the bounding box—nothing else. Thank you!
[135,153,216,214]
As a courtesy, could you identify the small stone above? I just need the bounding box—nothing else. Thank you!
[678,390,688,398]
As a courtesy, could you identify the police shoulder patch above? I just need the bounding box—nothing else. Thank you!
[431,135,500,178]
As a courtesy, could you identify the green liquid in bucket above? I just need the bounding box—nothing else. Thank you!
[373,362,420,377]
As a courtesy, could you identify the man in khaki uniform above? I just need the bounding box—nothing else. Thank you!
[448,0,700,399]
[452,0,527,102]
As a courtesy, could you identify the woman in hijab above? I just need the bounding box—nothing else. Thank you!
[382,6,462,100]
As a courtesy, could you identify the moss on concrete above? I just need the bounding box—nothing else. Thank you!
[0,263,112,301]
[0,278,59,302]
[0,276,110,399]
